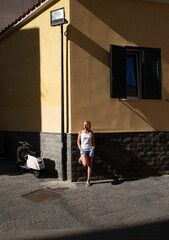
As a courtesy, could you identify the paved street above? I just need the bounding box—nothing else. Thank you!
[1,160,169,239]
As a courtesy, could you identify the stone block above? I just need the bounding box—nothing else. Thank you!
[1,130,169,181]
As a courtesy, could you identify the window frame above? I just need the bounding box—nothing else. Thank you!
[126,48,142,100]
[110,45,161,100]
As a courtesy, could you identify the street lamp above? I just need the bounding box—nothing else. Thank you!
[50,7,68,180]
[50,7,65,26]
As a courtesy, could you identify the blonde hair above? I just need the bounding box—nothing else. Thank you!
[83,120,91,131]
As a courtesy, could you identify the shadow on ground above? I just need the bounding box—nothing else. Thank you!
[0,160,19,176]
[89,177,149,186]
[23,219,169,240]
[0,160,58,179]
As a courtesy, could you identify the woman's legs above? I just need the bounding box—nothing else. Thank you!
[81,154,89,167]
[81,153,93,185]
[87,156,93,181]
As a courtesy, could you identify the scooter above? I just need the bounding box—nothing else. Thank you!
[17,141,45,178]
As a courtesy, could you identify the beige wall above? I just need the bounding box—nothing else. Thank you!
[0,0,70,132]
[69,0,169,133]
[1,0,169,134]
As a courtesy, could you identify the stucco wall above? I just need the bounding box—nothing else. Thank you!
[69,0,169,133]
[1,0,169,134]
[0,0,70,133]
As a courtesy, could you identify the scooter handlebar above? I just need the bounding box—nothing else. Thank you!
[19,141,32,147]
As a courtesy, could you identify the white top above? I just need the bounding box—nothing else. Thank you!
[81,130,92,149]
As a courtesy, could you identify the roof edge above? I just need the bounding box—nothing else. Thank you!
[0,0,57,41]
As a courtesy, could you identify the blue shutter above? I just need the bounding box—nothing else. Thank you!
[142,48,161,99]
[110,45,126,98]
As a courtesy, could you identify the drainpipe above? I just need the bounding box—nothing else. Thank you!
[50,8,68,181]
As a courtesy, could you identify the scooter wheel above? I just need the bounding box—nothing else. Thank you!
[32,170,40,178]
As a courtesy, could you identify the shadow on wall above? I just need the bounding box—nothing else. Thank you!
[0,28,41,161]
[0,28,41,131]
[93,143,159,180]
[119,99,169,131]
[75,131,169,182]
[67,24,109,67]
[94,132,169,180]
[77,0,169,52]
[43,158,59,177]
[74,0,169,130]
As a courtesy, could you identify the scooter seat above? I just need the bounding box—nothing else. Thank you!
[28,150,40,158]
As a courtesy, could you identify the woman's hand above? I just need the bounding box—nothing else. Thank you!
[77,131,82,151]
[91,132,95,151]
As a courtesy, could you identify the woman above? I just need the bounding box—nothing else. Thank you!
[77,120,95,187]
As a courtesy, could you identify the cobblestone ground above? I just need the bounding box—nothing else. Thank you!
[1,161,169,235]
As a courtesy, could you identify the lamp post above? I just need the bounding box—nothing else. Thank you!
[50,7,68,180]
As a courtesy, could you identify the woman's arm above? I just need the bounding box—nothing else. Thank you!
[77,131,82,151]
[91,131,95,150]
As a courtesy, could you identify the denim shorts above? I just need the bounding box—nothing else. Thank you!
[80,148,94,157]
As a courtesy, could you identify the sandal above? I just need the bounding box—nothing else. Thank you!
[86,180,91,187]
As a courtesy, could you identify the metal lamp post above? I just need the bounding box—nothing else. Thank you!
[50,7,68,180]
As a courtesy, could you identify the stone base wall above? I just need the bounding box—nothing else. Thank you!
[0,131,62,177]
[1,131,169,181]
[71,131,169,182]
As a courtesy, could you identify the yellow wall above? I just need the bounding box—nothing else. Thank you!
[69,0,169,133]
[2,0,169,134]
[0,27,41,131]
[37,0,70,133]
[0,0,69,132]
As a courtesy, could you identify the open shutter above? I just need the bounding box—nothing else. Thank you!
[142,48,161,99]
[110,45,126,98]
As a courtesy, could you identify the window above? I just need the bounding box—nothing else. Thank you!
[110,45,161,100]
[126,49,141,99]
